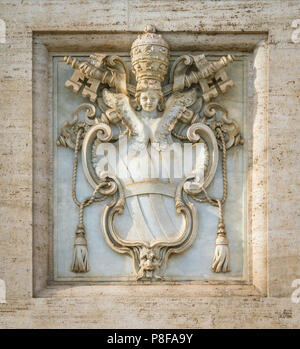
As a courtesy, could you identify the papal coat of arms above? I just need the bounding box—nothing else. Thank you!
[56,25,243,281]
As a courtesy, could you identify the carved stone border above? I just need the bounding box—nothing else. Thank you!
[32,32,268,297]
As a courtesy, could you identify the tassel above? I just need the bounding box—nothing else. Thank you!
[211,224,230,273]
[71,224,90,273]
[211,200,230,273]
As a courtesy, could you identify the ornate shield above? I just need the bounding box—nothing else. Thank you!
[56,25,243,280]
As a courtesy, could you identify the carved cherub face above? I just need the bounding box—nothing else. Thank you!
[139,90,160,113]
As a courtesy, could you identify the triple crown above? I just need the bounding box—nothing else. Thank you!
[131,25,169,89]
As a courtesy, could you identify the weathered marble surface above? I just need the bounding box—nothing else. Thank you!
[53,56,247,282]
[0,0,299,328]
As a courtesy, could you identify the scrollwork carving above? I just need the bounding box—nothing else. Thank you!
[203,102,244,150]
[56,103,96,149]
[56,25,243,280]
[101,176,198,280]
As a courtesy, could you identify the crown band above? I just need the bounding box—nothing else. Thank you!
[131,26,169,87]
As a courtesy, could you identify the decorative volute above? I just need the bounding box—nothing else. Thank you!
[57,25,243,280]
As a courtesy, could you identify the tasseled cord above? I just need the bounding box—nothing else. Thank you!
[71,203,89,273]
[70,128,108,273]
[211,200,230,273]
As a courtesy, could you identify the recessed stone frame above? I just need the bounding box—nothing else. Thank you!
[32,31,268,298]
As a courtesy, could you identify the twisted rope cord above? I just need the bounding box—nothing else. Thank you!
[217,199,223,223]
[191,126,227,207]
[72,128,108,225]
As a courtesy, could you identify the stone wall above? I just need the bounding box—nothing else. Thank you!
[0,0,299,328]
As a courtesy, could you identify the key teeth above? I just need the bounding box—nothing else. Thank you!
[65,80,81,93]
